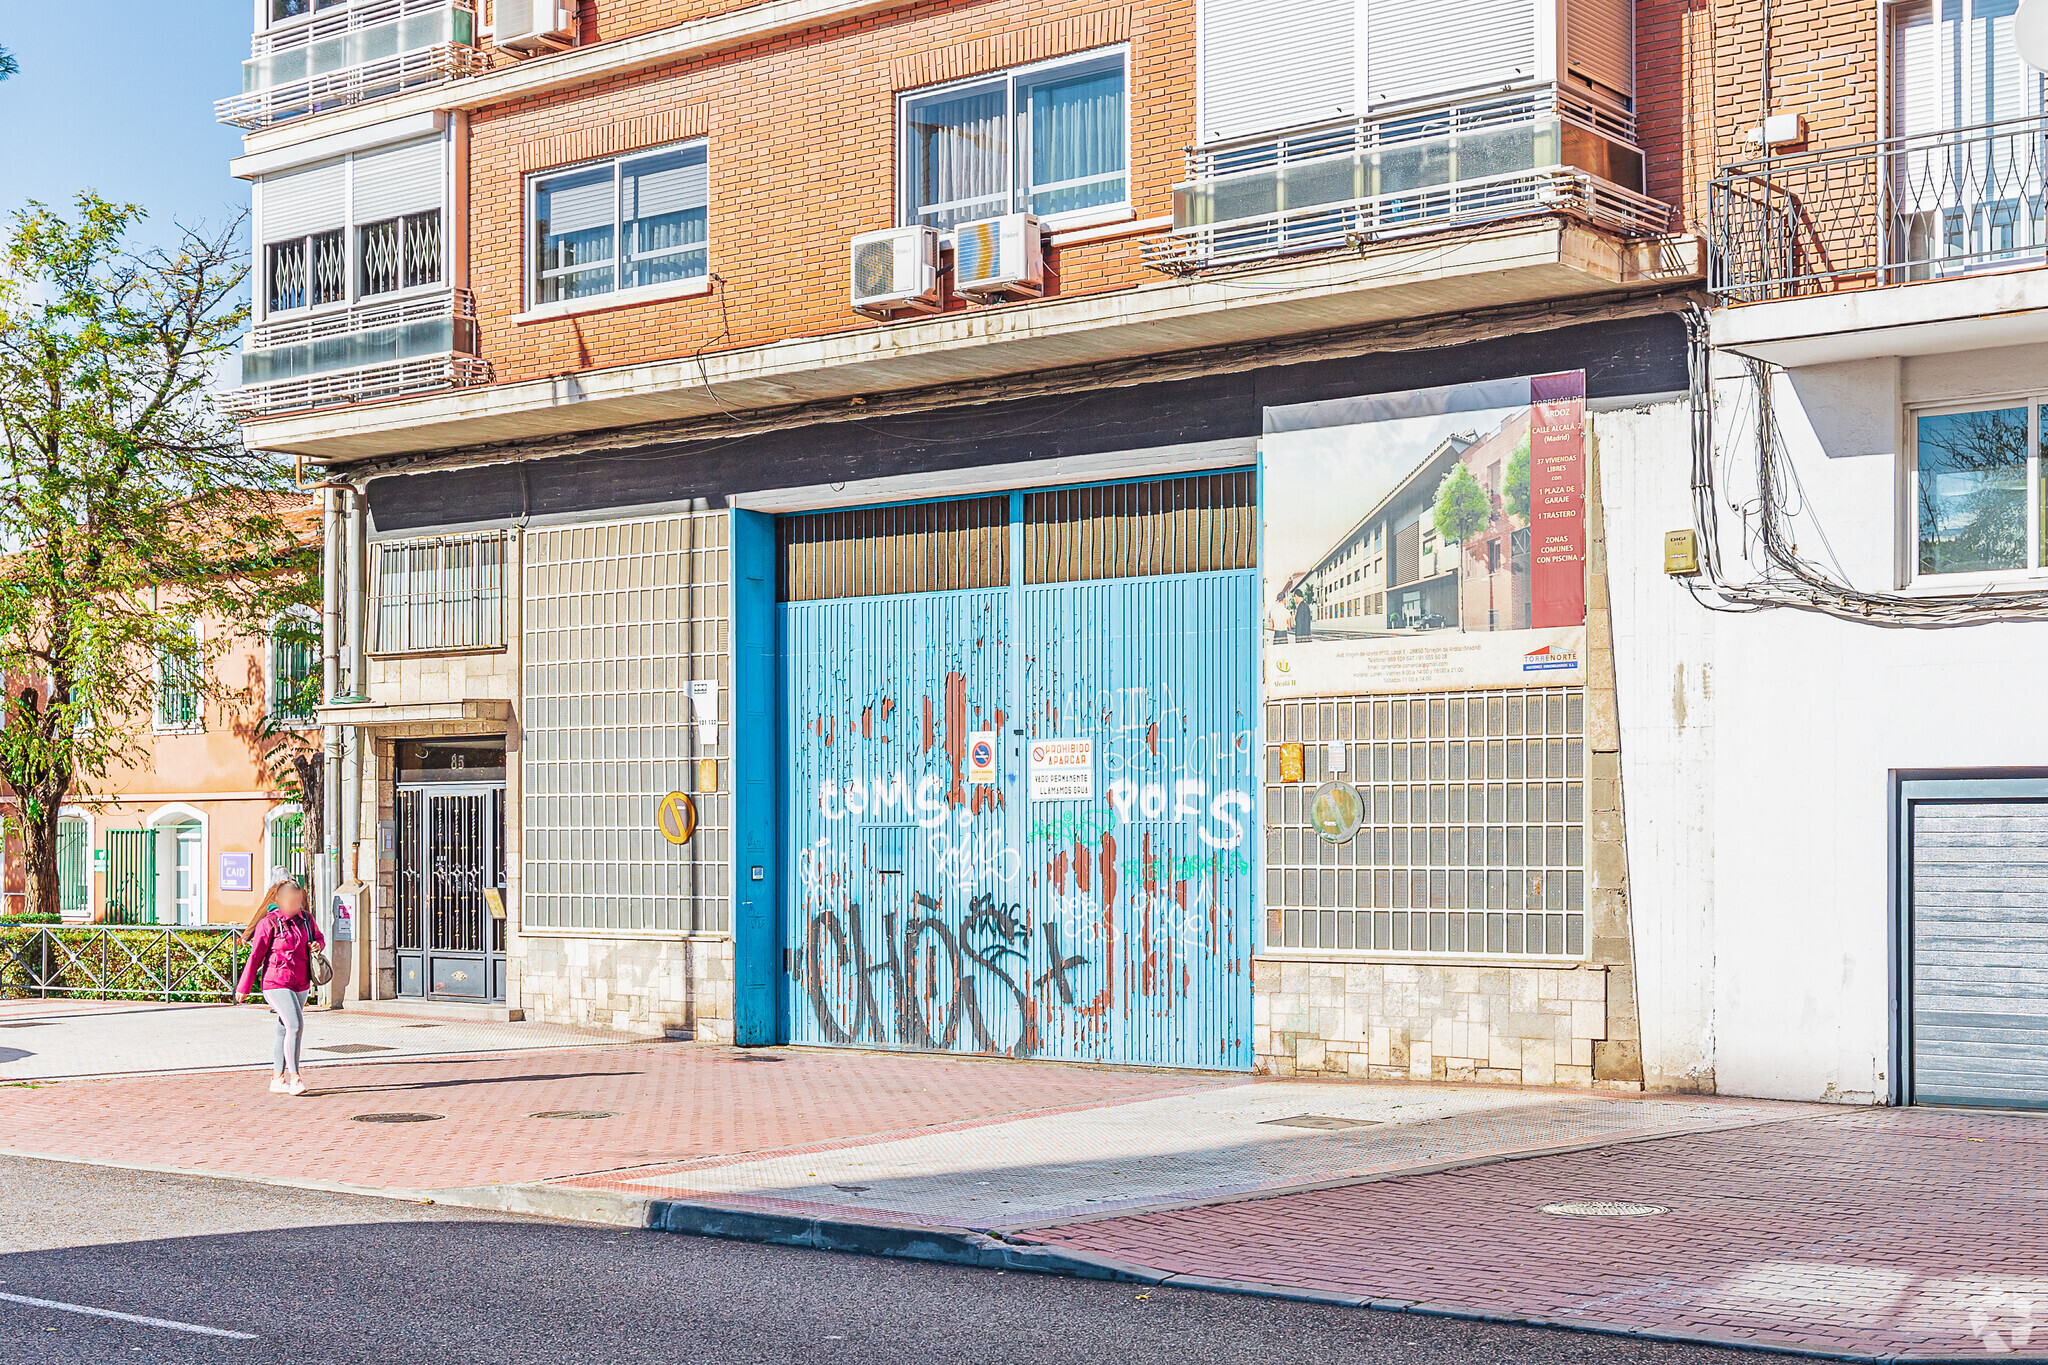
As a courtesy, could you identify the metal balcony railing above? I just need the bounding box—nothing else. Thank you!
[216,0,480,129]
[1710,111,2048,301]
[227,288,491,419]
[1146,84,1668,273]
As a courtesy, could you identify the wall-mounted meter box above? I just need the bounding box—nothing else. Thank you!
[1664,529,1700,576]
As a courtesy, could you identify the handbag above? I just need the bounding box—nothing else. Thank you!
[291,910,334,988]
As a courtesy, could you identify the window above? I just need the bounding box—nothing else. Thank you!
[269,608,320,725]
[530,142,709,305]
[268,806,309,885]
[267,229,346,313]
[155,623,202,732]
[270,0,344,21]
[1913,403,2048,579]
[358,210,442,298]
[899,49,1128,231]
[373,531,506,654]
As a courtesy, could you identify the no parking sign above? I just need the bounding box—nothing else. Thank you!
[968,731,997,784]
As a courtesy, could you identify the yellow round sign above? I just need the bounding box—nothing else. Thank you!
[657,791,698,846]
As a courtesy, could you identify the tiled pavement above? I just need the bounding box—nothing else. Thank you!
[1021,1106,2048,1360]
[5,1002,2042,1359]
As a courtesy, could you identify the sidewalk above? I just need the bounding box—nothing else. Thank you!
[2,1002,2041,1360]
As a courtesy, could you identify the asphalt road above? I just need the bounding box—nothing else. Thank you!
[0,1155,1774,1365]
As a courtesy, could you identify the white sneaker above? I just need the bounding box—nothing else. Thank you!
[285,1077,307,1097]
[269,1076,289,1094]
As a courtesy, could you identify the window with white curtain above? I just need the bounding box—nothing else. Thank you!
[529,141,710,305]
[899,49,1128,232]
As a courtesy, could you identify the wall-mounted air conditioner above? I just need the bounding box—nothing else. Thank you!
[494,0,576,54]
[850,226,942,318]
[954,213,1044,301]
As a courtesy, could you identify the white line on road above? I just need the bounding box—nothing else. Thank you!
[0,1291,259,1340]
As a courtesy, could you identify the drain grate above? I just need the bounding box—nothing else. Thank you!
[1540,1200,1670,1218]
[733,1054,784,1062]
[351,1112,445,1124]
[315,1043,396,1054]
[1261,1114,1380,1130]
[529,1110,614,1120]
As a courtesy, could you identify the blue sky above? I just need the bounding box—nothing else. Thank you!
[0,3,254,244]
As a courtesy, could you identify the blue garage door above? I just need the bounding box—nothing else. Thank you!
[781,476,1257,1069]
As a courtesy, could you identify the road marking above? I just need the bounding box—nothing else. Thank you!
[0,1291,258,1340]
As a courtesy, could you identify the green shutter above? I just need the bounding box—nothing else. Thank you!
[269,811,307,883]
[57,818,91,919]
[104,830,158,925]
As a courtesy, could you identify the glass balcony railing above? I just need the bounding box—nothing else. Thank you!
[216,0,480,129]
[228,290,490,419]
[239,317,460,386]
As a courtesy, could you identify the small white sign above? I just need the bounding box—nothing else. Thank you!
[1028,738,1094,801]
[968,730,998,784]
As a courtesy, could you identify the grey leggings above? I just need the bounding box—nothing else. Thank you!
[263,987,308,1075]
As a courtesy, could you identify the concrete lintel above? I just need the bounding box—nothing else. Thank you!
[1712,265,2048,367]
[316,698,513,727]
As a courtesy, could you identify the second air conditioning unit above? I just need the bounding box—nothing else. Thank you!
[850,226,942,318]
[954,213,1044,301]
[495,0,576,53]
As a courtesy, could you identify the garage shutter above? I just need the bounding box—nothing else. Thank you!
[1910,799,2048,1109]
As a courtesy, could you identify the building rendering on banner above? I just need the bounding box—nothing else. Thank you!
[220,0,2048,1108]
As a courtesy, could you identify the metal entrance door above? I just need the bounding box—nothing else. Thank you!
[781,477,1257,1069]
[396,785,507,1001]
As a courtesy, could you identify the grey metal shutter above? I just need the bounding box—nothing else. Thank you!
[1911,799,2048,1108]
[1199,0,1356,143]
[351,136,445,224]
[1364,0,1536,111]
[258,157,346,243]
[1565,0,1634,101]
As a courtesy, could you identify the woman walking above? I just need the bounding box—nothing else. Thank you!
[237,881,326,1096]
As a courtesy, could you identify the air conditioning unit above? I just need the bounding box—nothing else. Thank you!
[954,213,1044,301]
[494,0,575,53]
[850,226,942,318]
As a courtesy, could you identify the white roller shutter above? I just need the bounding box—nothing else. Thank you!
[1365,0,1536,110]
[1199,0,1355,142]
[257,157,345,243]
[1565,0,1633,101]
[624,146,708,220]
[351,136,445,224]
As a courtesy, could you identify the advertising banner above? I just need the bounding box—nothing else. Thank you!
[1262,371,1588,696]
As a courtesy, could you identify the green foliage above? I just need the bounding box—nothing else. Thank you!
[0,194,317,914]
[0,912,61,925]
[1432,462,1491,547]
[0,46,16,82]
[1503,433,1531,523]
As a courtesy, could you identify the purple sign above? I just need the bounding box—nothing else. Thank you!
[219,852,253,892]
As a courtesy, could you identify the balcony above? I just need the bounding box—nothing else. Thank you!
[216,0,481,131]
[227,289,491,419]
[1146,85,1671,274]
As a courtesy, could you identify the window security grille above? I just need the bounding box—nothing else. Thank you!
[372,531,506,654]
[358,210,442,297]
[1264,686,1587,957]
[103,830,158,926]
[156,636,202,731]
[267,229,345,313]
[522,513,732,935]
[268,810,308,884]
[269,613,319,723]
[57,818,90,919]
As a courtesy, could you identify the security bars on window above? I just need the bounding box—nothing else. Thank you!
[372,531,506,654]
[1264,687,1586,957]
[521,512,732,935]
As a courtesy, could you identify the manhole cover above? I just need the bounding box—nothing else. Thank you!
[529,1110,615,1120]
[315,1043,395,1054]
[1540,1200,1670,1218]
[1261,1114,1380,1130]
[351,1112,445,1124]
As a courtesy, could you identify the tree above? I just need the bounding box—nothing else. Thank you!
[1432,462,1491,548]
[0,195,315,917]
[0,46,17,81]
[1503,432,1531,523]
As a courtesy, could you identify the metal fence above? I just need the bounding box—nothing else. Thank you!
[1710,112,2048,300]
[0,926,248,1001]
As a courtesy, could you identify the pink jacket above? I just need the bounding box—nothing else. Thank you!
[237,909,325,997]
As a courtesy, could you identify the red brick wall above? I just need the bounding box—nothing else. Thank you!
[466,0,1187,387]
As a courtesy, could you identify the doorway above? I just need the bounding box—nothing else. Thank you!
[394,738,507,1002]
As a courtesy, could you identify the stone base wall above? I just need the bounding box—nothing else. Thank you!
[1254,960,1640,1088]
[515,935,735,1041]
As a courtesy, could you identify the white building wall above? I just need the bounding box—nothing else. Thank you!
[1597,344,2048,1104]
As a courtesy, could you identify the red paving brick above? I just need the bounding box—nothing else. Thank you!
[0,1043,1225,1190]
[1022,1106,2048,1359]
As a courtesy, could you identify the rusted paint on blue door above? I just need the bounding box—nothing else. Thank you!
[780,490,1255,1069]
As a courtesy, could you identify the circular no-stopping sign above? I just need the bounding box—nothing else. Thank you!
[657,790,699,845]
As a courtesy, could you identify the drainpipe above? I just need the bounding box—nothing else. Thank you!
[343,485,368,999]
[320,488,342,955]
